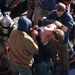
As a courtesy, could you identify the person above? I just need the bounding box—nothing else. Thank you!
[57,0,75,47]
[37,24,65,44]
[27,0,34,21]
[27,0,42,25]
[31,24,65,44]
[44,2,73,75]
[31,24,65,75]
[57,0,74,17]
[9,17,38,75]
[34,0,57,25]
[41,0,72,26]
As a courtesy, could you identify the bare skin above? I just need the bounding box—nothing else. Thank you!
[31,24,60,45]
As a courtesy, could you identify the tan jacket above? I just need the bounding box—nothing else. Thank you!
[9,30,38,68]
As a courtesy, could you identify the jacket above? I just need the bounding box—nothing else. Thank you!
[9,30,38,68]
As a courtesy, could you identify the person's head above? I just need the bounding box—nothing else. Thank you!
[52,29,65,43]
[17,17,32,34]
[56,2,66,17]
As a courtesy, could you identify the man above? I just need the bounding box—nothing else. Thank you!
[31,24,65,75]
[44,2,73,75]
[32,23,65,44]
[9,17,38,75]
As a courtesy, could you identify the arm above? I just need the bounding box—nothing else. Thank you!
[24,36,38,55]
[54,21,68,32]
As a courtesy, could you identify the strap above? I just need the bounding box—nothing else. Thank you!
[10,0,20,12]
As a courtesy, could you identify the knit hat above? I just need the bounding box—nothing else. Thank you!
[18,17,32,33]
[53,29,65,42]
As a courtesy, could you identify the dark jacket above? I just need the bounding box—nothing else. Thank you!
[34,36,51,64]
[40,0,57,11]
[46,9,73,44]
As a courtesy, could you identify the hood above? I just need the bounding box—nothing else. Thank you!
[18,17,32,33]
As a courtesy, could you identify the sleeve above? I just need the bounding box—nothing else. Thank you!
[24,36,38,55]
[64,15,73,30]
[44,10,56,24]
[46,10,55,19]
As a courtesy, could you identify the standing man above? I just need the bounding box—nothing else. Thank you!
[9,17,38,75]
[45,2,73,75]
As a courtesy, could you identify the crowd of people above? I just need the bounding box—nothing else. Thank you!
[0,0,75,75]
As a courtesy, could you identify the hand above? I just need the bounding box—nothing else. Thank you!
[31,30,38,39]
[32,25,38,30]
[41,17,47,22]
[54,21,62,27]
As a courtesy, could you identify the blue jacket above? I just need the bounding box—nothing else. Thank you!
[40,0,57,11]
[46,9,73,44]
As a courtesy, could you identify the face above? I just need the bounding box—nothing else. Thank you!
[56,10,64,17]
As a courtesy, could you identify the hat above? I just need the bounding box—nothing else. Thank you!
[56,2,66,11]
[53,29,65,42]
[18,17,32,33]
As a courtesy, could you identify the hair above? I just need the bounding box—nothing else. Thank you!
[56,2,66,12]
[53,29,65,42]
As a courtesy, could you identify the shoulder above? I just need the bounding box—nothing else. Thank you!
[64,12,73,21]
[47,10,56,17]
[49,10,56,14]
[10,30,18,36]
[23,33,34,43]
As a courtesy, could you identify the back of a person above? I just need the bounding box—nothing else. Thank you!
[9,17,39,75]
[9,17,38,69]
[9,30,33,68]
